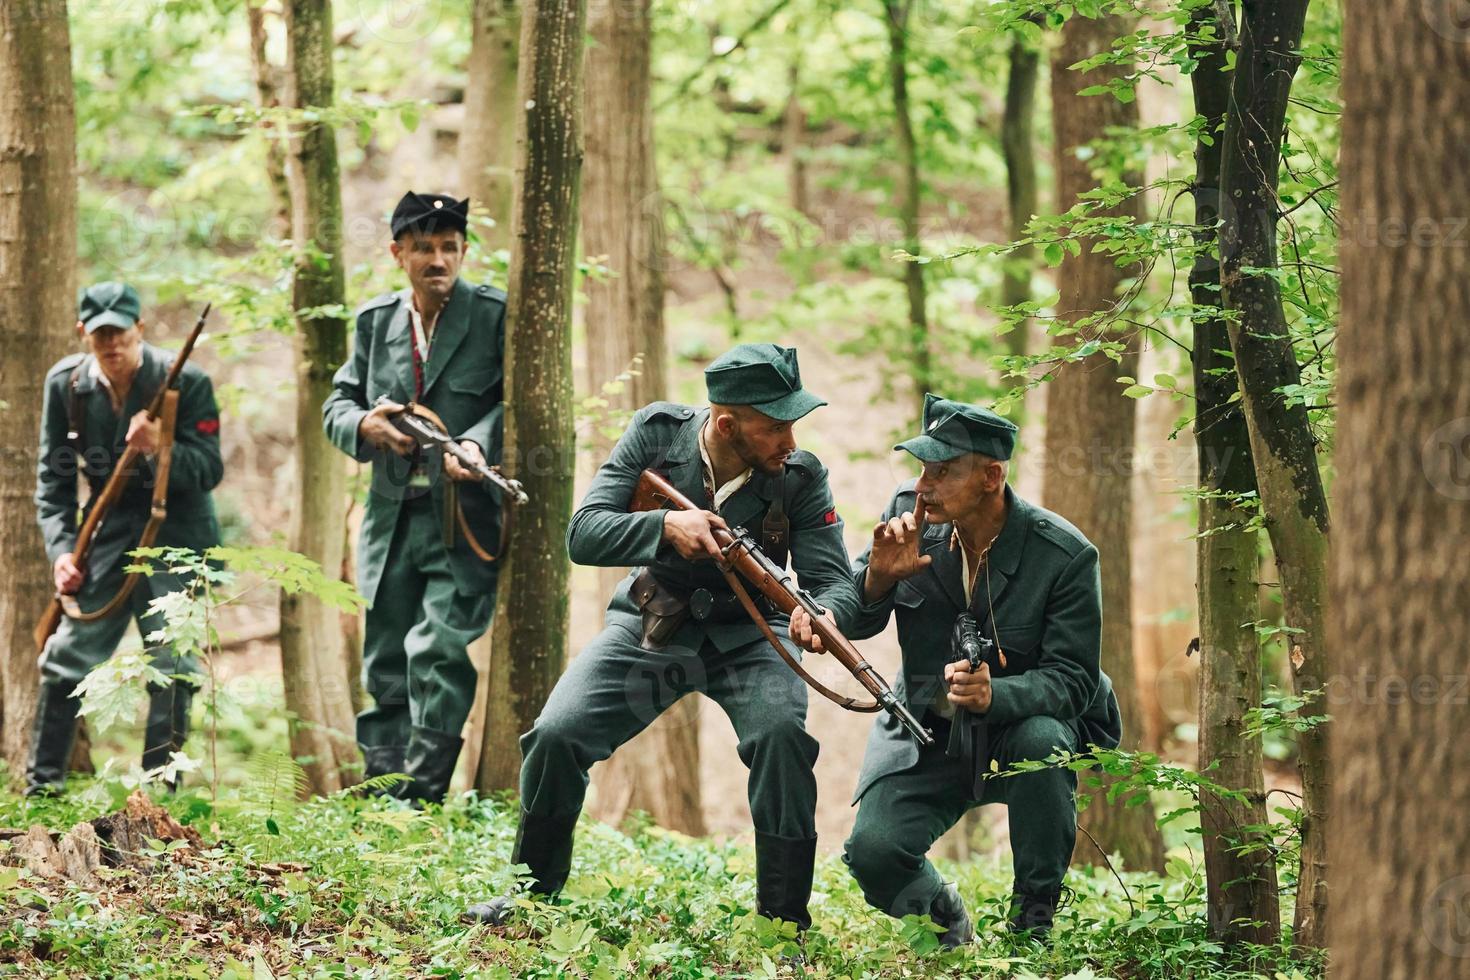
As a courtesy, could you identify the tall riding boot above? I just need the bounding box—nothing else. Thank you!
[25,681,81,797]
[360,744,408,796]
[464,807,579,924]
[755,831,818,932]
[142,682,193,790]
[399,725,463,806]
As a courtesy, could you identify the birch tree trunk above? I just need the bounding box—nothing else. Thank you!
[476,0,586,793]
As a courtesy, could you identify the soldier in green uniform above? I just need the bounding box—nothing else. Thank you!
[323,191,507,804]
[466,344,859,931]
[29,281,225,795]
[791,394,1122,942]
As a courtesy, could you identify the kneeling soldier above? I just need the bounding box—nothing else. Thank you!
[322,192,508,804]
[792,394,1121,942]
[467,344,858,932]
[29,282,224,795]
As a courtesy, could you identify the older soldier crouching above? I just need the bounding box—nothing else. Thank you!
[791,394,1122,942]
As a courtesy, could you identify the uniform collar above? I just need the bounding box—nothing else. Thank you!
[923,484,1029,611]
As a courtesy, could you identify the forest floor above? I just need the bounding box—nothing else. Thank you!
[0,783,1320,979]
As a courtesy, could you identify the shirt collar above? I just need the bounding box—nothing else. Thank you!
[698,419,753,511]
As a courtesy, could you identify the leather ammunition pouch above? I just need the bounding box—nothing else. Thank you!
[632,567,691,651]
[630,566,778,650]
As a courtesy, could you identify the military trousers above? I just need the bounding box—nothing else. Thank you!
[40,562,198,687]
[843,713,1079,915]
[357,496,494,748]
[519,619,819,840]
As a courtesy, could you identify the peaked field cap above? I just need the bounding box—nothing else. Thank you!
[704,343,826,422]
[391,191,470,237]
[894,392,1019,462]
[78,281,142,333]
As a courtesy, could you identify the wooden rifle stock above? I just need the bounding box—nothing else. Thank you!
[631,468,933,746]
[32,305,212,652]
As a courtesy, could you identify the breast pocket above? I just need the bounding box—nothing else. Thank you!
[995,620,1043,674]
[449,364,502,398]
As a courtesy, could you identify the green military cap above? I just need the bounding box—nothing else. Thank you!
[895,392,1018,462]
[77,281,142,333]
[704,343,826,422]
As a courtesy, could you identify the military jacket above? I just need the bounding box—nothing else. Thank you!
[568,402,860,653]
[35,343,224,577]
[846,481,1120,802]
[322,276,507,603]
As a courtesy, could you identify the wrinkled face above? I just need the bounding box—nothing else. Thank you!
[913,453,1004,524]
[81,322,145,375]
[391,228,467,303]
[717,407,798,477]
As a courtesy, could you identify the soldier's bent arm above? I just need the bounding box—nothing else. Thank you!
[34,368,79,564]
[787,456,860,629]
[983,544,1103,725]
[566,406,670,567]
[321,308,377,462]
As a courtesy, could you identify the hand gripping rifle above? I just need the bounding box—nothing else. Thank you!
[33,304,212,652]
[631,468,933,747]
[947,612,1000,795]
[376,396,528,562]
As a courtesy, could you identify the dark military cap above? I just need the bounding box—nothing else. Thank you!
[704,343,826,422]
[78,281,142,333]
[390,191,470,238]
[895,392,1018,462]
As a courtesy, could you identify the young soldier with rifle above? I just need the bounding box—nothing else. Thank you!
[322,191,518,805]
[28,282,223,795]
[790,394,1123,943]
[466,343,924,934]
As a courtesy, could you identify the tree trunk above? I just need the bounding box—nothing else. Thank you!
[882,0,929,423]
[1329,4,1470,976]
[578,0,706,836]
[282,0,358,795]
[0,0,76,779]
[1216,0,1327,947]
[1187,0,1279,946]
[476,0,586,793]
[784,63,809,218]
[1043,10,1165,876]
[999,29,1039,401]
[246,2,291,230]
[461,0,520,253]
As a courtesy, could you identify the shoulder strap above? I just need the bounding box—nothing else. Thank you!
[761,470,789,569]
[66,357,90,454]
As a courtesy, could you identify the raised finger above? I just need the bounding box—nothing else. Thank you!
[913,496,928,526]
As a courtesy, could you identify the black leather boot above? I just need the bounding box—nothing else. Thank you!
[930,882,974,948]
[360,744,408,795]
[755,831,818,932]
[142,683,194,788]
[398,726,463,806]
[1008,888,1062,941]
[25,681,81,797]
[464,807,579,924]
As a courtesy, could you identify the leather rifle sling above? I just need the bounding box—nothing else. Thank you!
[60,389,181,623]
[714,555,881,714]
